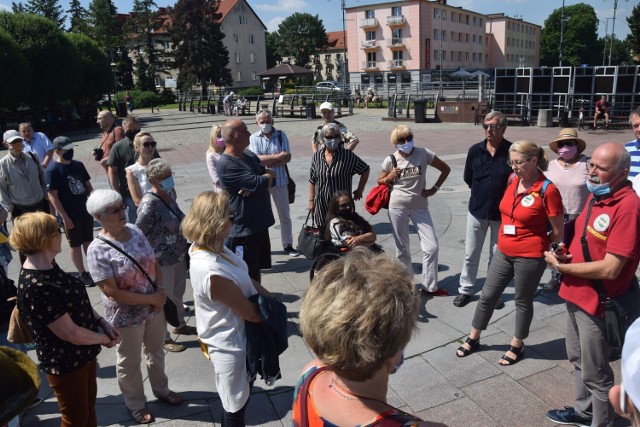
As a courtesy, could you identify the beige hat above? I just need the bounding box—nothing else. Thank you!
[319,102,334,112]
[549,128,586,154]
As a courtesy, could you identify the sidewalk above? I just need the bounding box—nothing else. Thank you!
[15,108,632,426]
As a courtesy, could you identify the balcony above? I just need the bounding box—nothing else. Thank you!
[387,15,406,26]
[360,18,378,29]
[362,60,379,71]
[324,57,332,64]
[386,38,406,49]
[360,39,379,51]
[388,59,406,70]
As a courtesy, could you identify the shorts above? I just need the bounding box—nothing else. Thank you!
[64,216,95,247]
[228,229,271,282]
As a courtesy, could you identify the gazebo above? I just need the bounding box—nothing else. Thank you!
[258,63,314,92]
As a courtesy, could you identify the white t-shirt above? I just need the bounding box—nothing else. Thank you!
[382,147,435,210]
[633,173,640,197]
[125,162,152,195]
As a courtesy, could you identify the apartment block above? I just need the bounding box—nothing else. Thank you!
[312,31,348,82]
[486,13,541,68]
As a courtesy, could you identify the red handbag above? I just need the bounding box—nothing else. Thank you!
[365,155,397,215]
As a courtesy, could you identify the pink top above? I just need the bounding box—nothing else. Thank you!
[206,151,223,193]
[545,156,589,216]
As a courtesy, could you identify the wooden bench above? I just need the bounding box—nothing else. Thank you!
[275,95,308,118]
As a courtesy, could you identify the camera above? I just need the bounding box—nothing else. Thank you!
[92,148,104,161]
[550,242,567,256]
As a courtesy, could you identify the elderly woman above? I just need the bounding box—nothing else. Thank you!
[376,125,451,296]
[136,159,196,353]
[456,141,564,365]
[542,128,589,292]
[11,212,120,427]
[182,191,271,426]
[206,124,225,192]
[293,249,444,426]
[309,122,369,231]
[126,132,157,207]
[86,189,182,424]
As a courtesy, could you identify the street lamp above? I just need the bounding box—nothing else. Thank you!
[608,0,619,66]
[437,9,445,101]
[341,0,348,88]
[602,18,613,66]
[559,0,565,66]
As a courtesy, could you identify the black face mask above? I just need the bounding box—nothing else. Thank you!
[337,208,354,217]
[62,149,74,161]
[125,130,140,141]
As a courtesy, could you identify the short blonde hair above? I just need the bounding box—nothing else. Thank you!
[181,191,231,252]
[510,140,549,171]
[208,124,223,154]
[300,248,418,382]
[390,125,413,145]
[132,131,153,151]
[9,212,59,255]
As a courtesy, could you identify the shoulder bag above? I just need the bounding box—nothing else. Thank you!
[365,155,397,215]
[296,211,326,260]
[579,198,640,351]
[97,235,181,327]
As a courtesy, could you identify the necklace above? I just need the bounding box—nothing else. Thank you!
[328,377,355,400]
[559,158,576,169]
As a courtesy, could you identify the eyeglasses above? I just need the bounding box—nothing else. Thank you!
[507,158,531,167]
[142,141,157,148]
[586,161,609,173]
[557,141,575,148]
[483,124,503,131]
[103,204,127,214]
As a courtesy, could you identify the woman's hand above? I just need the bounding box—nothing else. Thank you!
[421,187,438,198]
[151,289,167,310]
[98,318,121,348]
[353,189,363,200]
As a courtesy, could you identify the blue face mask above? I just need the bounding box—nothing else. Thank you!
[397,140,414,153]
[160,176,174,192]
[585,179,611,196]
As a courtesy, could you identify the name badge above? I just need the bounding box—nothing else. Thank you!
[521,194,535,207]
[504,224,516,235]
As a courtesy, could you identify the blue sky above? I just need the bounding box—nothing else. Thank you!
[0,0,633,39]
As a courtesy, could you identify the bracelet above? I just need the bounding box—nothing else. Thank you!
[433,185,440,191]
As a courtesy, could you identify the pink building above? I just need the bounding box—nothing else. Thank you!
[486,13,541,68]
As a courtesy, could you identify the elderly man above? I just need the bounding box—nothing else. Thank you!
[96,110,125,172]
[218,119,275,282]
[454,111,512,309]
[249,109,298,257]
[625,107,640,178]
[311,102,359,153]
[545,143,640,427]
[18,123,54,169]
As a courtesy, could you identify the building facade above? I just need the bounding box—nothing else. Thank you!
[486,13,541,68]
[312,31,348,82]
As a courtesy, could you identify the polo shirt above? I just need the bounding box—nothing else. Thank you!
[249,129,290,187]
[22,132,53,164]
[625,139,640,178]
[559,184,640,316]
[463,138,512,221]
[497,173,564,258]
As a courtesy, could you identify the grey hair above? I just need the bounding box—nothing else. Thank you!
[145,158,172,181]
[122,115,140,127]
[485,110,507,126]
[322,123,342,139]
[86,189,122,218]
[618,149,631,172]
[256,109,272,121]
[629,107,640,123]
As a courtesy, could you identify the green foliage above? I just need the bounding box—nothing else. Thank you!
[127,90,161,108]
[171,0,232,96]
[540,3,599,66]
[626,3,640,63]
[88,0,120,51]
[66,32,113,103]
[0,28,30,108]
[24,0,65,28]
[265,31,281,69]
[68,0,90,34]
[275,13,328,67]
[598,36,632,65]
[0,12,82,107]
[128,0,166,92]
[238,87,263,97]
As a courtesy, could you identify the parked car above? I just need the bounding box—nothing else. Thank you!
[315,81,351,95]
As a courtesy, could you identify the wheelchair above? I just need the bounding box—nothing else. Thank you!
[309,243,384,281]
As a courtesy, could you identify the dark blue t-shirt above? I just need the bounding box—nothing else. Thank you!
[46,160,92,221]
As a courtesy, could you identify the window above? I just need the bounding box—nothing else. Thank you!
[473,16,477,26]
[249,34,254,44]
[366,30,375,41]
[485,54,488,63]
[479,18,483,27]
[433,29,438,40]
[450,51,454,60]
[365,10,374,19]
[367,51,376,68]
[252,72,257,81]
[392,28,402,41]
[451,12,456,22]
[393,50,403,60]
[441,30,446,39]
[458,33,462,42]
[433,50,438,60]
[238,16,248,24]
[465,33,469,42]
[450,31,455,41]
[235,52,241,63]
[250,53,255,63]
[473,34,477,43]
[391,6,401,17]
[233,34,239,43]
[466,15,469,24]
[236,71,242,81]
[465,52,469,60]
[478,35,482,44]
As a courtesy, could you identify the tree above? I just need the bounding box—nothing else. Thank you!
[0,12,81,107]
[88,0,120,51]
[626,2,640,63]
[275,13,328,67]
[540,3,599,66]
[25,0,65,28]
[598,35,631,65]
[68,0,90,34]
[0,27,31,108]
[66,32,113,102]
[171,0,231,95]
[265,31,281,69]
[127,0,161,91]
[11,2,26,13]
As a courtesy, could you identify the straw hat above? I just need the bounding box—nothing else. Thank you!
[549,128,586,154]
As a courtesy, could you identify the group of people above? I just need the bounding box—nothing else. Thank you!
[2,102,640,427]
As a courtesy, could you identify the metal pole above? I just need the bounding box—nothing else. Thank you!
[342,0,348,87]
[559,0,565,66]
[608,0,618,66]
[439,10,445,101]
[602,19,609,66]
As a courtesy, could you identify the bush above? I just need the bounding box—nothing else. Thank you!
[159,88,176,104]
[238,86,263,97]
[118,90,161,109]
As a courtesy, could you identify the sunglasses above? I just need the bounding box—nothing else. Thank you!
[397,136,412,143]
[556,141,575,148]
[104,204,127,214]
[142,141,157,148]
[483,124,503,131]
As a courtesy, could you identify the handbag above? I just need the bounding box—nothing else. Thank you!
[97,236,181,328]
[365,155,397,215]
[579,199,640,351]
[296,211,326,260]
[8,304,34,344]
[285,165,295,204]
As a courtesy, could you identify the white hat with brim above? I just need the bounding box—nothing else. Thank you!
[549,128,586,154]
[319,102,334,112]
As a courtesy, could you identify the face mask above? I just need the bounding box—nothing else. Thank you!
[259,123,272,134]
[160,176,174,192]
[324,138,340,150]
[215,137,225,148]
[557,146,578,160]
[585,170,622,196]
[337,207,353,216]
[397,140,414,153]
[62,149,74,161]
[125,130,139,141]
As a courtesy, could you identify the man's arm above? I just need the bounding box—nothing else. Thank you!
[218,157,271,193]
[255,152,290,167]
[343,128,359,151]
[0,167,13,214]
[48,189,74,229]
[549,252,628,281]
[42,149,54,168]
[108,165,119,193]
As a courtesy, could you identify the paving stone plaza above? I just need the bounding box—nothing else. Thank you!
[10,107,633,426]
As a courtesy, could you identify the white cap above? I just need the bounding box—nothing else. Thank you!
[622,318,640,408]
[230,91,235,96]
[319,102,334,112]
[3,130,22,144]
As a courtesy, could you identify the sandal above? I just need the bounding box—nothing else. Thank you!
[164,340,186,353]
[456,336,480,358]
[499,344,525,366]
[127,407,154,424]
[157,390,183,406]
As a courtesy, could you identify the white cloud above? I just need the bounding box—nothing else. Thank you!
[266,16,285,33]
[0,3,10,11]
[254,0,308,13]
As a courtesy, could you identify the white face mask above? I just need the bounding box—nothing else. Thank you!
[259,123,272,134]
[397,140,414,153]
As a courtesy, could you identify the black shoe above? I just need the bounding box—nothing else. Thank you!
[547,407,592,426]
[283,245,300,257]
[494,298,505,310]
[453,293,471,307]
[543,278,561,292]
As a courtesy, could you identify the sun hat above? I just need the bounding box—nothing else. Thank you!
[549,128,586,154]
